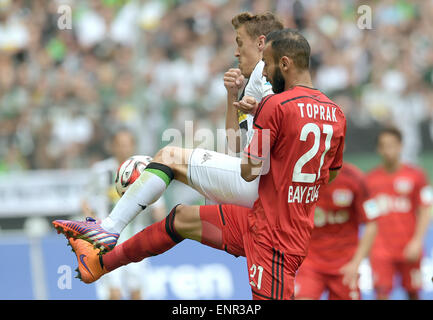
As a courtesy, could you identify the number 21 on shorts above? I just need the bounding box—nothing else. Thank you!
[249,264,264,290]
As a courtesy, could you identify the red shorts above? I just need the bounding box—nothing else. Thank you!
[295,264,360,300]
[370,256,422,297]
[200,204,304,300]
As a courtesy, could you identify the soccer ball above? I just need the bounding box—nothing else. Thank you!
[115,155,152,196]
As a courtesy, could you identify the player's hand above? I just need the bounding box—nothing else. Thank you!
[233,95,259,115]
[403,239,423,262]
[339,260,360,290]
[224,68,244,97]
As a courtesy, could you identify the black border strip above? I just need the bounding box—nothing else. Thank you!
[280,251,284,300]
[218,205,226,226]
[294,84,319,91]
[271,248,285,300]
[242,151,265,161]
[271,248,276,299]
[275,250,280,300]
[146,162,175,181]
[164,205,183,243]
[275,250,280,299]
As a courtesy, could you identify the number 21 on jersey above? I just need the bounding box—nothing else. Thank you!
[292,123,333,183]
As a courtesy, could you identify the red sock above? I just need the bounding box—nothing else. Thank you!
[102,205,183,272]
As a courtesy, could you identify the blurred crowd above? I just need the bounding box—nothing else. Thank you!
[1,0,433,172]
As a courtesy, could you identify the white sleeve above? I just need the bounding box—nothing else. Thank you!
[261,79,274,99]
[244,60,274,103]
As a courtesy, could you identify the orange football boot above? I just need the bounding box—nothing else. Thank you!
[69,238,108,283]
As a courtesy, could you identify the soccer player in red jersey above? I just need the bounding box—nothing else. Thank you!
[59,28,347,300]
[367,127,432,300]
[295,162,378,300]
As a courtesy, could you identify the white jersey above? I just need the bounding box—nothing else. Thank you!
[238,60,274,147]
[187,60,273,208]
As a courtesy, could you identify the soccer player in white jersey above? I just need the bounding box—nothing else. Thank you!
[81,128,166,298]
[224,17,274,153]
[53,12,284,253]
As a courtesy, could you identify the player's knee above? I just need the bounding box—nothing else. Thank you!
[153,146,178,167]
[153,146,185,172]
[173,205,201,241]
[175,204,199,226]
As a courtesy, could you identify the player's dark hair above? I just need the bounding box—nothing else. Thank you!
[231,12,284,39]
[265,28,310,70]
[377,127,403,144]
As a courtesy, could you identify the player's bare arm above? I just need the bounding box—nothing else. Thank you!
[224,68,244,153]
[404,206,431,262]
[340,220,377,289]
[240,153,262,182]
[233,95,259,115]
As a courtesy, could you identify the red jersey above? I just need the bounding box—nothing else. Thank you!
[244,85,347,256]
[301,163,377,274]
[367,164,433,260]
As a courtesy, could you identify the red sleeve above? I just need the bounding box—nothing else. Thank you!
[329,120,346,171]
[243,94,280,160]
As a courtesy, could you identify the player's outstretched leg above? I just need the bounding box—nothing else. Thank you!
[52,147,188,252]
[69,203,229,283]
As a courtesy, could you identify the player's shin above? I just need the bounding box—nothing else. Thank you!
[102,205,183,272]
[101,163,174,234]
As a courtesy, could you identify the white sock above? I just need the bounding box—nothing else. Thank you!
[101,167,171,234]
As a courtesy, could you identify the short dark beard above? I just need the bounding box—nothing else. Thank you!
[271,66,286,94]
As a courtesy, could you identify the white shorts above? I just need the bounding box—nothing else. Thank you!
[187,148,259,208]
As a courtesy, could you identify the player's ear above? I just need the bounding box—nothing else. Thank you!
[257,35,266,51]
[280,56,291,71]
